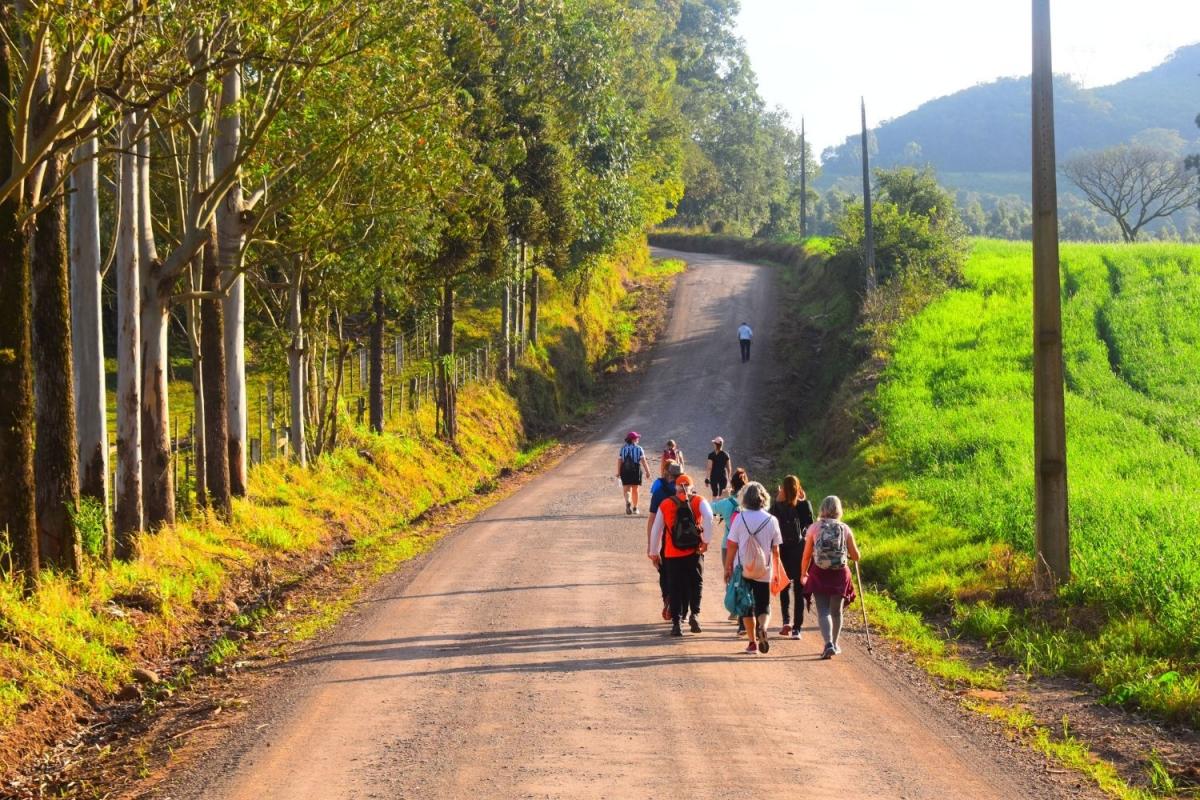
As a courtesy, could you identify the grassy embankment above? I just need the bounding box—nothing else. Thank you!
[0,240,682,774]
[854,239,1200,724]
[656,231,1198,796]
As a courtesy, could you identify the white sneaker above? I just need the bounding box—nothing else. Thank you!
[833,643,842,655]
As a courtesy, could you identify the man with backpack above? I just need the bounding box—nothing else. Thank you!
[646,460,682,621]
[648,474,714,637]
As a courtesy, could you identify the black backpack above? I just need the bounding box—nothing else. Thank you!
[670,496,701,550]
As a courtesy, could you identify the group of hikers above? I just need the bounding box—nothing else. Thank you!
[616,431,861,658]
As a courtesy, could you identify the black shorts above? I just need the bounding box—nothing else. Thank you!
[620,465,642,486]
[745,578,771,616]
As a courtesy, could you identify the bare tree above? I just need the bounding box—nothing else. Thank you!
[1062,144,1200,242]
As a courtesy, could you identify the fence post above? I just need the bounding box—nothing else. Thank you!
[185,415,192,508]
[257,390,264,465]
[266,380,276,461]
[409,376,418,411]
[172,415,179,514]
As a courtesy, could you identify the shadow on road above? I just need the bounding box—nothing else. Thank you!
[280,623,820,682]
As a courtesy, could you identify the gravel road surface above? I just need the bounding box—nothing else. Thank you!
[167,249,1082,800]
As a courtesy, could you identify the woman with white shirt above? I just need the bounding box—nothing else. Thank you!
[722,482,782,654]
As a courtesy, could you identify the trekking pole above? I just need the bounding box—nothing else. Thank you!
[853,560,874,654]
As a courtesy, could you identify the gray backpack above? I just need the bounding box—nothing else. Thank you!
[813,519,849,569]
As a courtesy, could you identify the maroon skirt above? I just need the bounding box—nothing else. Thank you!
[804,563,856,604]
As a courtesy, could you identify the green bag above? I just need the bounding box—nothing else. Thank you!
[723,565,754,617]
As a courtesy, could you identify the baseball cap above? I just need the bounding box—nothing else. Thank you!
[667,463,683,477]
[626,431,640,441]
[711,436,724,445]
[675,473,693,487]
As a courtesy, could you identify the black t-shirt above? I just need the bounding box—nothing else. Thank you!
[771,498,815,546]
[707,450,730,480]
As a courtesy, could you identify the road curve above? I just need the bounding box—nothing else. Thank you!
[168,249,1076,800]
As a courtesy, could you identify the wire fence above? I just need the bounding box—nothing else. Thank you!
[112,322,499,516]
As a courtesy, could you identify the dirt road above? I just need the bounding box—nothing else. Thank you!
[169,250,1082,799]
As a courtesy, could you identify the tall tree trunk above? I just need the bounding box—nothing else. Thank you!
[287,268,307,466]
[516,241,525,349]
[436,279,457,444]
[31,150,81,572]
[70,131,109,538]
[138,118,175,529]
[369,284,384,433]
[800,117,807,238]
[187,33,209,510]
[216,61,248,497]
[500,272,511,381]
[187,262,207,509]
[114,112,143,554]
[329,318,348,453]
[860,98,876,293]
[0,35,38,586]
[201,218,231,517]
[527,265,539,346]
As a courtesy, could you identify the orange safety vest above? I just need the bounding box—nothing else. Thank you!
[661,494,704,558]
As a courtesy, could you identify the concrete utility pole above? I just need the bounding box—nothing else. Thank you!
[1031,0,1070,588]
[800,116,807,238]
[861,98,876,292]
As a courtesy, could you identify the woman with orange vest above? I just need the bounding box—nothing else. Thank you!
[648,474,715,637]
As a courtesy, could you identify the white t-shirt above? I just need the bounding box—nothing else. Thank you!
[737,324,753,340]
[727,508,782,581]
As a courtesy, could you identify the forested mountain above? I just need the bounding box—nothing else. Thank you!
[820,43,1200,181]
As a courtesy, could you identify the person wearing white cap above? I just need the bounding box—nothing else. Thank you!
[705,436,732,499]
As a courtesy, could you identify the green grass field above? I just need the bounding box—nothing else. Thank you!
[854,239,1200,726]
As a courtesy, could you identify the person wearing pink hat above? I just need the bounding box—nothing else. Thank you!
[616,431,650,514]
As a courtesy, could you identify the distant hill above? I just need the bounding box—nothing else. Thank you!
[819,43,1200,195]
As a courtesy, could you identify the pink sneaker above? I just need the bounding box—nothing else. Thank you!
[744,641,758,654]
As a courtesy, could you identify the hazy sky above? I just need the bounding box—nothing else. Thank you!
[736,0,1200,154]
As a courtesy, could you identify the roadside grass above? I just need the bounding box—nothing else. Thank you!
[856,239,1200,728]
[966,700,1158,800]
[1,239,679,775]
[0,381,522,733]
[762,236,1199,797]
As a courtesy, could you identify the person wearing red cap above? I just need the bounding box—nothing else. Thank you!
[649,474,714,636]
[616,431,650,515]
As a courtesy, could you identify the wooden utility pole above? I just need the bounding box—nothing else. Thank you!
[1031,0,1070,588]
[861,98,876,292]
[799,116,808,238]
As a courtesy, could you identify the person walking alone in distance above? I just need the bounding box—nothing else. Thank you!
[737,321,753,363]
[617,431,650,515]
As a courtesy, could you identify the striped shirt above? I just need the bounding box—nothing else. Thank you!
[619,444,645,466]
